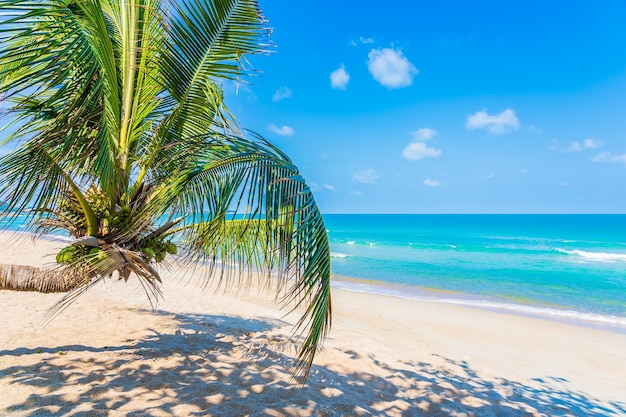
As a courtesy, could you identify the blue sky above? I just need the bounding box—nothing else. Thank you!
[225,0,626,214]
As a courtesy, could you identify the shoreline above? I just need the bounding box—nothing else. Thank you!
[330,274,626,335]
[1,230,626,415]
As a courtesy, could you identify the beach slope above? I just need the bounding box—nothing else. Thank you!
[1,232,625,416]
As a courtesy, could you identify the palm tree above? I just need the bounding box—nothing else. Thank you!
[0,0,331,378]
[0,263,80,292]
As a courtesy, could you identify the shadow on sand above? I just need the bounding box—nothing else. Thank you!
[1,311,624,416]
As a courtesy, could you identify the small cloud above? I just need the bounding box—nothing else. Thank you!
[402,142,442,161]
[563,138,602,152]
[424,179,442,187]
[351,36,374,46]
[267,124,295,136]
[310,183,336,192]
[560,181,568,187]
[350,191,363,195]
[486,172,496,179]
[466,108,520,135]
[410,128,437,141]
[272,86,292,102]
[403,129,442,161]
[520,168,529,174]
[367,47,418,89]
[352,169,379,184]
[330,64,350,90]
[591,152,626,164]
[527,125,542,135]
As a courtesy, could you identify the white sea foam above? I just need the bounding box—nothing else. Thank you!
[439,298,626,328]
[557,248,626,262]
[347,241,355,245]
[330,280,626,332]
[330,252,350,259]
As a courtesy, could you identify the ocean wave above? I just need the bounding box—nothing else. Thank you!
[330,252,350,259]
[330,280,626,330]
[440,299,626,328]
[347,241,355,245]
[556,248,626,262]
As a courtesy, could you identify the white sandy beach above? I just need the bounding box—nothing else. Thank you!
[1,231,625,416]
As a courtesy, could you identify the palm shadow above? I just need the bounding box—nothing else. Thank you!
[1,311,624,416]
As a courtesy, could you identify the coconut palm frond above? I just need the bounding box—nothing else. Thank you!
[0,143,89,232]
[163,0,271,100]
[0,0,118,192]
[151,0,271,168]
[164,135,331,377]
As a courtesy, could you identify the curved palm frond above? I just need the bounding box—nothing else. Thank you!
[162,134,331,377]
[0,0,114,203]
[143,0,273,187]
[163,0,271,100]
[0,140,96,232]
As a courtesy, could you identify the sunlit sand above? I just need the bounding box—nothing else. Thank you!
[1,232,625,416]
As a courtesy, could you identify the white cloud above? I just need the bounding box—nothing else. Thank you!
[424,179,442,187]
[272,86,292,102]
[520,168,530,174]
[351,36,374,46]
[466,108,520,135]
[411,128,437,141]
[591,152,626,164]
[367,47,418,89]
[352,169,379,184]
[402,141,442,161]
[330,64,350,90]
[267,124,295,136]
[486,173,496,179]
[350,191,363,195]
[403,128,442,161]
[310,183,336,192]
[563,138,602,152]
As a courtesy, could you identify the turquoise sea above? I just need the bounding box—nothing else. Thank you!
[324,214,626,333]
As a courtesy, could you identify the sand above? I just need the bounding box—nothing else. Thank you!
[1,231,625,416]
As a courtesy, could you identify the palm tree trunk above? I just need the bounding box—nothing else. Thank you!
[0,264,79,293]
